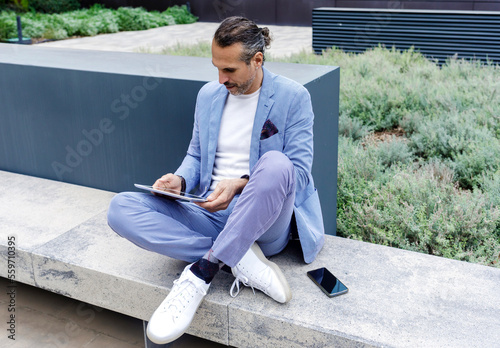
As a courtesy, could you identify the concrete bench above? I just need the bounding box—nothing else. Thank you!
[1,169,499,347]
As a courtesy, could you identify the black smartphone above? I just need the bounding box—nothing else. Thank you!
[307,267,348,298]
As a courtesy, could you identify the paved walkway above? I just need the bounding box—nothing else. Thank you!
[38,22,313,58]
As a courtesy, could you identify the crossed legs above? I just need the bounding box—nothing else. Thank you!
[107,151,295,263]
[107,151,296,343]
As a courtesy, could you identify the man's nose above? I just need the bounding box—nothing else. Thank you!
[218,72,229,85]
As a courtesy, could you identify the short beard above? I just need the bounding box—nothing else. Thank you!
[227,69,256,96]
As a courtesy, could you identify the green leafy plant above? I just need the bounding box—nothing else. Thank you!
[164,5,197,24]
[0,4,197,41]
[338,161,500,266]
[338,113,372,142]
[336,136,386,223]
[409,110,500,189]
[376,137,414,168]
[0,10,16,39]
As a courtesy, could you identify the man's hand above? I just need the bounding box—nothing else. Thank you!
[153,173,182,196]
[196,178,248,213]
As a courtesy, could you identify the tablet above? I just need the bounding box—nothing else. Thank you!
[134,184,207,203]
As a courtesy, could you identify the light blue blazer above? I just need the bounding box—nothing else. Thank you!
[175,67,325,263]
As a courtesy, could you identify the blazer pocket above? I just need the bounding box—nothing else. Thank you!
[259,133,283,154]
[260,119,279,140]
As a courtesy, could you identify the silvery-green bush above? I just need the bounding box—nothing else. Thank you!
[376,137,414,168]
[338,159,500,266]
[338,113,373,142]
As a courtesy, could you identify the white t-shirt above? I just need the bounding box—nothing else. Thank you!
[210,88,261,190]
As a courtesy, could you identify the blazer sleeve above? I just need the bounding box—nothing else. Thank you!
[174,97,202,193]
[282,86,315,206]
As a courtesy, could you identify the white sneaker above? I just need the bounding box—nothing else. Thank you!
[230,243,292,303]
[147,264,210,344]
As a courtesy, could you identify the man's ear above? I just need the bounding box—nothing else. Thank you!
[253,51,264,68]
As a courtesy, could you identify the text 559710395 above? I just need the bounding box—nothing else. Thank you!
[6,235,17,341]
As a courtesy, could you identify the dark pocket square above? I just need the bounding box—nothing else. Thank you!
[260,119,279,140]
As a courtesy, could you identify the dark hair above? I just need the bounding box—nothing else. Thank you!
[214,16,272,64]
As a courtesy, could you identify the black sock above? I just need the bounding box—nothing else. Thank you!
[190,258,220,284]
[220,264,232,274]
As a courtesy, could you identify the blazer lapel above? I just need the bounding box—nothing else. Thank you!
[204,88,228,188]
[250,68,275,170]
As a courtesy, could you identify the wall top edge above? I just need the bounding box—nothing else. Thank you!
[0,44,338,86]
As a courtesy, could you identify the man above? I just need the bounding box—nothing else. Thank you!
[107,16,324,344]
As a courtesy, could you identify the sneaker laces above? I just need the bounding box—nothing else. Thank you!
[230,275,256,298]
[161,276,207,321]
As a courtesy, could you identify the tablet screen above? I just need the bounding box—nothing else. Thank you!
[134,184,207,202]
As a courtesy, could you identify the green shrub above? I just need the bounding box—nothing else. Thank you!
[481,172,500,209]
[116,7,173,32]
[480,172,500,246]
[30,0,81,13]
[58,6,119,36]
[338,161,500,267]
[409,111,500,189]
[164,5,198,24]
[0,4,197,41]
[278,45,500,139]
[19,13,48,38]
[452,140,500,189]
[0,11,16,39]
[336,136,386,223]
[376,137,414,168]
[277,46,443,131]
[115,6,196,32]
[338,113,372,141]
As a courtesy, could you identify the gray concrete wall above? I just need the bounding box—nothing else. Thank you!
[0,44,339,234]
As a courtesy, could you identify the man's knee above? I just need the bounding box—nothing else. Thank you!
[107,192,136,231]
[109,192,130,212]
[253,151,295,192]
[258,151,294,177]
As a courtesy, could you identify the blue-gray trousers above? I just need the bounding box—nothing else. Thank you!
[107,151,296,267]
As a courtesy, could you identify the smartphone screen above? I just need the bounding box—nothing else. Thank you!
[307,267,348,297]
